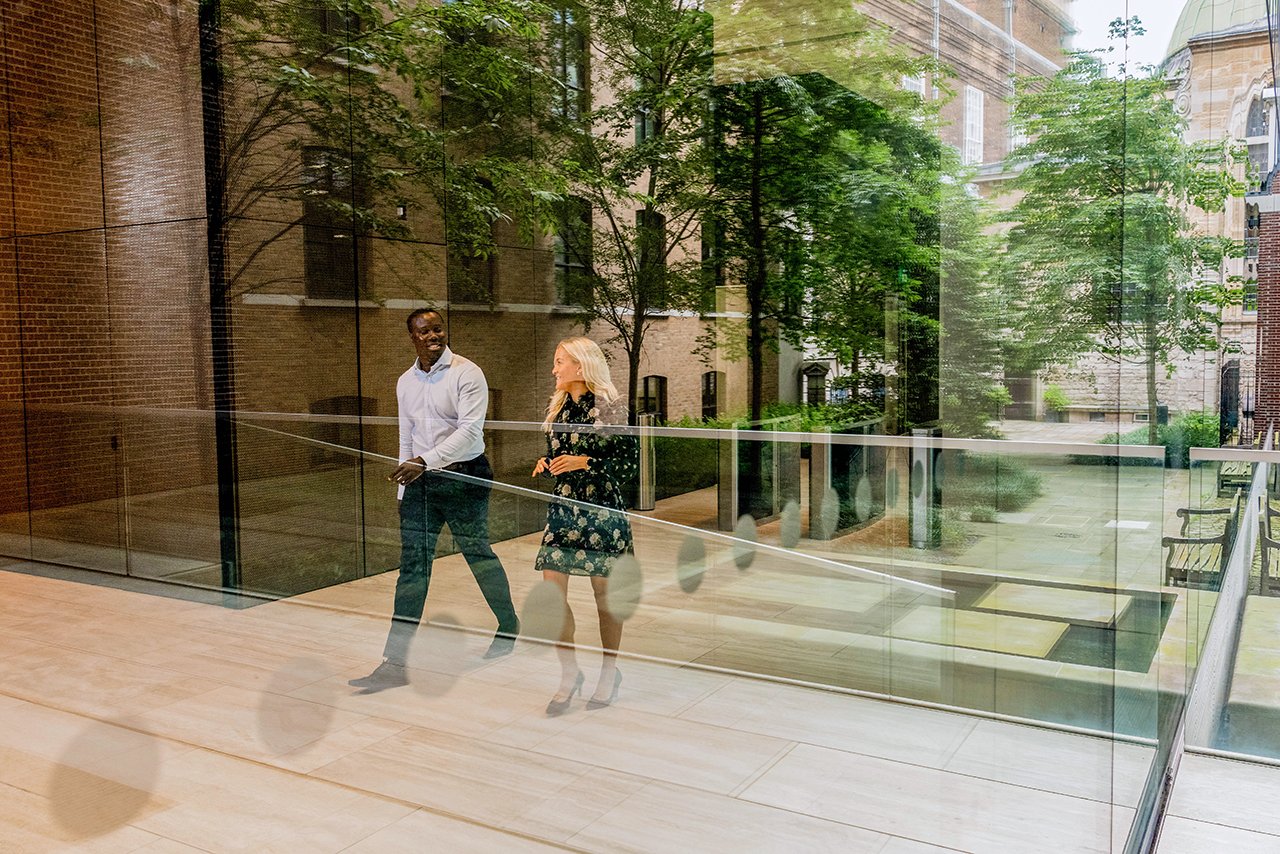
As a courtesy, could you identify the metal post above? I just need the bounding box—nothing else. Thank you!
[635,413,656,511]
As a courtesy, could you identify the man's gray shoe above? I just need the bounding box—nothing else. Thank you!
[348,660,408,691]
[483,632,517,659]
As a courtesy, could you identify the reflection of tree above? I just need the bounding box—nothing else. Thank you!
[213,0,559,298]
[552,0,716,424]
[699,1,935,426]
[1003,35,1240,441]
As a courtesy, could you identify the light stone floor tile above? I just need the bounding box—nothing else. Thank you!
[0,645,224,721]
[943,719,1155,807]
[293,671,534,738]
[498,766,650,843]
[522,706,792,795]
[1167,753,1280,837]
[972,583,1133,628]
[0,778,164,854]
[1156,815,1280,853]
[129,839,212,853]
[129,749,403,854]
[678,679,977,768]
[741,743,1118,854]
[5,566,1279,854]
[133,684,376,770]
[569,780,889,853]
[878,839,967,853]
[344,807,567,853]
[890,605,1069,658]
[312,725,596,827]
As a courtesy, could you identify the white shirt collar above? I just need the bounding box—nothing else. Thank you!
[414,347,454,376]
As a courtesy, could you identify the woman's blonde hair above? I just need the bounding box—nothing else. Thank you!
[543,336,619,430]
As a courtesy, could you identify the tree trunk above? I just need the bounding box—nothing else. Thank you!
[747,90,767,425]
[1145,315,1159,445]
[627,339,642,427]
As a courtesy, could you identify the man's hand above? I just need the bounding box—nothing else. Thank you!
[389,458,426,486]
[547,455,590,475]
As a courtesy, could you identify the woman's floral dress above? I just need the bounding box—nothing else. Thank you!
[534,392,637,577]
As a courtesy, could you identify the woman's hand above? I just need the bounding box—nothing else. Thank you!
[531,457,549,477]
[547,454,590,475]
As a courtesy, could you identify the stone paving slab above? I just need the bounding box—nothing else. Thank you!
[889,605,1069,658]
[972,583,1133,628]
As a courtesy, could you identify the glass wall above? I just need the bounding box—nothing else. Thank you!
[2,0,1271,850]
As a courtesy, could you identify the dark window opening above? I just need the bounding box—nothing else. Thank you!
[448,248,495,304]
[555,196,593,305]
[636,209,667,308]
[550,7,588,121]
[701,370,722,419]
[638,375,668,423]
[309,395,375,466]
[302,146,368,300]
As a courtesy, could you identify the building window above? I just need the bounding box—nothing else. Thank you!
[806,376,827,406]
[447,247,495,304]
[1089,411,1106,422]
[699,219,723,313]
[554,196,592,305]
[901,74,925,96]
[701,370,722,419]
[963,86,984,166]
[638,375,668,422]
[302,146,367,300]
[1247,203,1260,259]
[1245,95,1274,187]
[636,209,667,307]
[309,395,375,466]
[550,7,587,121]
[1244,279,1259,313]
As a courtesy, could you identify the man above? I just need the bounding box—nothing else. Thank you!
[350,308,519,692]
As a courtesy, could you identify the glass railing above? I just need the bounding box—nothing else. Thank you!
[0,406,1191,850]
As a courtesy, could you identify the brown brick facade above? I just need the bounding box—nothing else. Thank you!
[1255,188,1280,429]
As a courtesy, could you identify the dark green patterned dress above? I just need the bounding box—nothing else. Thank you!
[534,392,637,577]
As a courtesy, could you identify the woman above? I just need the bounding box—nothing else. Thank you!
[532,337,637,715]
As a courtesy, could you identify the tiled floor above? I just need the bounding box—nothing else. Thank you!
[0,560,1161,853]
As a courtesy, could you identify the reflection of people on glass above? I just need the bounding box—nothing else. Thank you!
[532,337,637,714]
[349,308,519,693]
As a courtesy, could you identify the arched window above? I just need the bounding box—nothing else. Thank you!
[1245,95,1274,185]
[1247,96,1268,138]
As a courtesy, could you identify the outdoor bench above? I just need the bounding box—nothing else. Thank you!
[1162,488,1243,589]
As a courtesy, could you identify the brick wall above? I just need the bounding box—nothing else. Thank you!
[1255,188,1280,428]
[0,0,215,564]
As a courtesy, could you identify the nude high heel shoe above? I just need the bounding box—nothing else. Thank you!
[546,671,584,717]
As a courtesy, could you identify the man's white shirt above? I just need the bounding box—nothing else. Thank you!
[397,347,488,498]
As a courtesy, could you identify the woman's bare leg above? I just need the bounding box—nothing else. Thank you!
[590,574,622,702]
[544,570,581,700]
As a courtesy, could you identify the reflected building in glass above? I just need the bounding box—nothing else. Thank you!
[3,1,1280,852]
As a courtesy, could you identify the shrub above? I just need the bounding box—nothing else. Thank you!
[1073,413,1220,469]
[1043,384,1070,413]
[969,504,998,523]
[945,453,1044,513]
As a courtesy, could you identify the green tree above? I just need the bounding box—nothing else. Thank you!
[706,5,932,424]
[214,0,560,297]
[1003,28,1241,442]
[550,0,716,423]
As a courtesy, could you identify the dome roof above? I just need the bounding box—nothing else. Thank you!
[1166,0,1269,58]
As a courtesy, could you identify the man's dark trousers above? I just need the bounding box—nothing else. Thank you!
[383,454,518,664]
